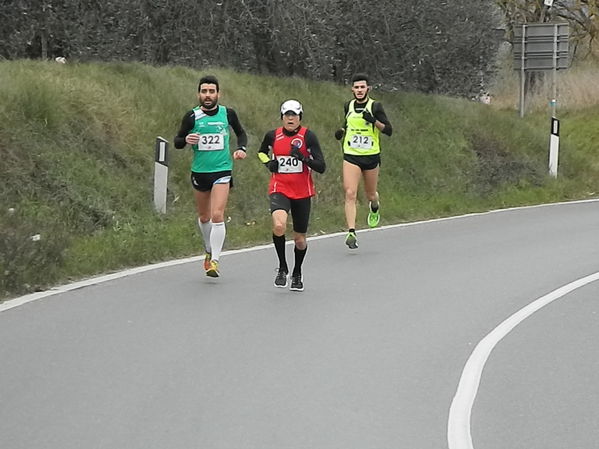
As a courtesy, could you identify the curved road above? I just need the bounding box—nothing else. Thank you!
[1,201,598,449]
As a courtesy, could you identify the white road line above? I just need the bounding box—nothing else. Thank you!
[0,242,270,313]
[2,198,598,313]
[447,271,599,449]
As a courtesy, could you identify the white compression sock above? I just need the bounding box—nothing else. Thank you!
[198,218,212,253]
[210,221,226,261]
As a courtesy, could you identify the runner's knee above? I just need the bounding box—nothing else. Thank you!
[273,220,286,235]
[294,234,307,249]
[345,188,357,201]
[211,211,225,223]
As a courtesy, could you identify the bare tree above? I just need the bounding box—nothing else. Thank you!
[497,0,599,56]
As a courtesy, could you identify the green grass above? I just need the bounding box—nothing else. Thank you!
[1,60,599,299]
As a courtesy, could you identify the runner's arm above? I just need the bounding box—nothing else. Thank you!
[341,101,350,128]
[372,102,392,136]
[304,130,326,174]
[174,110,195,149]
[258,131,278,171]
[226,108,248,150]
[258,131,275,156]
[334,101,351,140]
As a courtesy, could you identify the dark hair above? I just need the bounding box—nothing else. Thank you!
[351,73,370,85]
[198,75,219,92]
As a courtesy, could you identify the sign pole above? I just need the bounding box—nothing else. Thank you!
[154,136,169,214]
[551,23,558,118]
[519,25,526,118]
[548,24,559,177]
[513,21,568,176]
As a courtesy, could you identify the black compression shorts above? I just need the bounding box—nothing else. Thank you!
[269,192,311,234]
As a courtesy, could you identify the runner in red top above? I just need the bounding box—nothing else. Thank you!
[257,100,326,292]
[268,126,316,199]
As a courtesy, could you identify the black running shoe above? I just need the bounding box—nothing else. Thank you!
[345,231,358,249]
[274,268,289,288]
[289,273,304,292]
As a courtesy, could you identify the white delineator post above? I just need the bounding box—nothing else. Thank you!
[154,136,169,213]
[549,117,559,178]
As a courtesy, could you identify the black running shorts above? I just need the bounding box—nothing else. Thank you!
[191,170,233,192]
[269,192,311,234]
[343,153,381,171]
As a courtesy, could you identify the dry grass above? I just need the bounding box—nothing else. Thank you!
[489,51,599,113]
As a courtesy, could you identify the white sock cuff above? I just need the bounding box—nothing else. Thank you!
[210,221,226,261]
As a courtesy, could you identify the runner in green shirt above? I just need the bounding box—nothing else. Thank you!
[174,75,248,277]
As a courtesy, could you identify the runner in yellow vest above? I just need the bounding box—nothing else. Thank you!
[334,74,393,249]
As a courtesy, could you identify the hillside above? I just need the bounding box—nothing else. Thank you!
[1,60,598,299]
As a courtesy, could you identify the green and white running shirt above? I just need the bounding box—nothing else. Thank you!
[190,105,232,173]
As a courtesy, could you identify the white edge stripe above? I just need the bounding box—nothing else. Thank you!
[0,242,272,312]
[2,198,598,312]
[447,270,599,449]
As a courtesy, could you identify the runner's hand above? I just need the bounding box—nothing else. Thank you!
[186,133,200,145]
[258,152,270,164]
[290,145,305,162]
[266,159,279,173]
[362,111,376,124]
[334,128,344,141]
[233,150,246,160]
[258,151,277,171]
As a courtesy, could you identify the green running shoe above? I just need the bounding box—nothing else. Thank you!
[367,201,380,228]
[345,231,358,249]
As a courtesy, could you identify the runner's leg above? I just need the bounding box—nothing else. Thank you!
[364,165,381,227]
[272,209,289,272]
[290,197,310,275]
[208,182,230,262]
[194,189,212,253]
[292,234,307,276]
[363,166,380,208]
[343,160,362,230]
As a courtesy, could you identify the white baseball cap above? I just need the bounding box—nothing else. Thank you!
[280,99,303,115]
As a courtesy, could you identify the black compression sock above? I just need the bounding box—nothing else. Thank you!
[273,234,288,272]
[292,246,307,276]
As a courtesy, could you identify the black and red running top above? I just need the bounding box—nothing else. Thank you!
[259,126,326,199]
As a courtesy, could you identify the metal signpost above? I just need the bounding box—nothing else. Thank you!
[513,22,569,177]
[154,136,169,214]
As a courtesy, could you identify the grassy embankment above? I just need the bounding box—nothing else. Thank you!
[1,60,598,299]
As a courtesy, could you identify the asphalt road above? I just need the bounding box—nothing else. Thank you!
[1,201,598,449]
